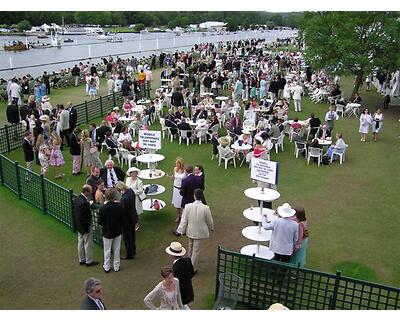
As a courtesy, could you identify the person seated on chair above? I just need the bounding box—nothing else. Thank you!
[329,84,342,98]
[217,136,235,158]
[232,113,243,135]
[192,105,207,122]
[165,110,178,135]
[208,110,219,130]
[291,117,303,133]
[256,115,270,133]
[113,119,124,135]
[148,101,156,124]
[117,126,134,151]
[246,140,268,163]
[316,123,331,139]
[326,132,346,161]
[308,113,321,137]
[105,131,118,156]
[96,120,110,151]
[238,130,252,145]
[177,118,192,138]
[174,106,186,121]
[210,132,219,158]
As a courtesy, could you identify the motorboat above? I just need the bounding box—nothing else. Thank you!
[63,38,74,43]
[4,42,29,51]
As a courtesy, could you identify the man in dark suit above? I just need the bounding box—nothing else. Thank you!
[100,160,125,189]
[115,181,138,260]
[99,188,124,273]
[177,118,192,138]
[316,124,331,139]
[6,100,20,125]
[180,165,204,209]
[67,102,78,131]
[22,132,34,175]
[166,242,194,309]
[192,106,207,122]
[86,166,101,199]
[104,131,118,157]
[69,128,82,175]
[171,88,185,107]
[80,278,106,310]
[73,185,99,267]
[96,121,110,151]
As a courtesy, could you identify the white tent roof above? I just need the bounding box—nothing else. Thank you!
[199,21,226,29]
[41,23,50,29]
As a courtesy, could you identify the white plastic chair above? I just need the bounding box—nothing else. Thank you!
[206,123,220,140]
[307,147,323,166]
[196,127,208,145]
[330,144,348,164]
[178,129,193,146]
[159,118,168,139]
[306,126,320,140]
[336,104,345,117]
[272,133,285,153]
[217,145,236,170]
[294,142,308,158]
[118,148,135,169]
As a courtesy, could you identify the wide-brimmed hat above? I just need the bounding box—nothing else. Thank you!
[113,107,120,111]
[39,115,50,122]
[277,203,296,218]
[275,100,283,106]
[127,167,141,175]
[218,136,230,147]
[242,129,251,135]
[268,303,289,310]
[41,96,50,102]
[165,241,186,256]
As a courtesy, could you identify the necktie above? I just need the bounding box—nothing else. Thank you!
[109,169,115,187]
[97,299,104,310]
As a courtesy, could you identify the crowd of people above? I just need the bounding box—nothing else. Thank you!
[5,34,395,310]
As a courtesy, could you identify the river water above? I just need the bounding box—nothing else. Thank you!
[0,29,297,79]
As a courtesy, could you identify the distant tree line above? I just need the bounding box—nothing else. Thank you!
[0,11,303,31]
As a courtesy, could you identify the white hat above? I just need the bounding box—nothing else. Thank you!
[39,115,50,122]
[41,96,50,102]
[127,167,141,175]
[277,203,296,218]
[268,303,289,310]
[165,242,186,256]
[113,107,120,111]
[242,129,251,135]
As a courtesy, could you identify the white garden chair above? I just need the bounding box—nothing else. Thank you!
[307,147,323,166]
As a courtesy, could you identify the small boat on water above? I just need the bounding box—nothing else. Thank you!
[37,34,49,39]
[106,36,123,43]
[4,42,29,51]
[30,42,51,49]
[63,38,74,43]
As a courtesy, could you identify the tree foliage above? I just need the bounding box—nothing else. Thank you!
[16,19,31,32]
[299,12,400,95]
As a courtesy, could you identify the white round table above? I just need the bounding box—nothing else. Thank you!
[138,169,165,180]
[232,143,252,167]
[136,153,165,163]
[142,199,166,211]
[244,187,280,202]
[241,226,272,242]
[317,139,332,146]
[200,92,214,96]
[137,99,151,104]
[240,244,274,260]
[243,207,276,223]
[143,184,166,196]
[118,116,134,122]
[216,96,228,101]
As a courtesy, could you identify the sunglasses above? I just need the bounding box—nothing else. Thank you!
[95,289,102,293]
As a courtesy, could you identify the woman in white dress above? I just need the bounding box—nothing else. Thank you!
[169,157,186,223]
[372,108,384,142]
[144,267,183,310]
[125,167,144,231]
[359,108,373,142]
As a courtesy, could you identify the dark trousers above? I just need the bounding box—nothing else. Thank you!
[122,226,136,258]
[273,253,291,263]
[60,129,70,147]
[45,82,50,95]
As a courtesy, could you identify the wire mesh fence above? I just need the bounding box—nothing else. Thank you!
[216,246,400,310]
[0,123,25,154]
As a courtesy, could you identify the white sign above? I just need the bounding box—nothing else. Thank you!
[250,158,279,185]
[139,130,161,150]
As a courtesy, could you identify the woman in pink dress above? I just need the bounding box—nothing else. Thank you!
[49,133,65,179]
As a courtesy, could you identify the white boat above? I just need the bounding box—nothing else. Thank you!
[106,35,123,43]
[61,27,86,35]
[97,33,116,41]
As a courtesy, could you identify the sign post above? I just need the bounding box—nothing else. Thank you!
[250,158,279,186]
[138,130,162,150]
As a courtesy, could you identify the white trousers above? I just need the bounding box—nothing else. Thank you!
[78,228,93,264]
[187,238,204,272]
[103,235,121,271]
[294,99,302,112]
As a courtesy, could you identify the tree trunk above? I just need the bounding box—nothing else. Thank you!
[351,73,363,100]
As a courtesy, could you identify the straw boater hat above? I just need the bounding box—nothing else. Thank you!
[277,203,296,218]
[41,95,50,102]
[113,107,120,111]
[165,241,186,256]
[218,136,230,147]
[39,115,50,122]
[127,167,141,175]
[268,303,289,310]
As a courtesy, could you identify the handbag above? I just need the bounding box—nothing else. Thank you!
[152,199,161,210]
[145,184,159,195]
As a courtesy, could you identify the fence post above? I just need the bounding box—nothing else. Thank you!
[329,271,342,310]
[5,125,11,153]
[0,155,3,185]
[40,174,47,214]
[15,162,21,199]
[215,246,221,301]
[84,101,89,123]
[99,95,104,116]
[112,91,116,107]
[70,189,76,232]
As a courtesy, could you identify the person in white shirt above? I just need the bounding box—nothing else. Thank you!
[145,67,153,99]
[106,76,115,95]
[291,82,303,112]
[325,105,338,132]
[117,126,134,151]
[9,79,21,105]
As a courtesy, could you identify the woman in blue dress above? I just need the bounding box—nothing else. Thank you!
[259,78,267,99]
[290,207,309,267]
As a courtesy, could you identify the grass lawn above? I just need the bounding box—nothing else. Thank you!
[0,73,399,309]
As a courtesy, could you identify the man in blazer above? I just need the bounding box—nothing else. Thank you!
[180,189,214,273]
[73,185,98,267]
[99,188,124,272]
[67,102,78,131]
[69,128,82,175]
[80,278,106,310]
[316,123,331,139]
[180,166,204,209]
[115,182,138,260]
[166,242,194,308]
[22,131,34,174]
[100,159,125,189]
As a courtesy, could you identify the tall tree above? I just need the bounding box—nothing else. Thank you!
[299,12,400,97]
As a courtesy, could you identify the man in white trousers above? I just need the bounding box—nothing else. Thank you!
[291,82,303,112]
[180,189,214,274]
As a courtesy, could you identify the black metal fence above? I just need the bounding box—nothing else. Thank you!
[0,154,103,245]
[0,91,123,154]
[216,246,400,310]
